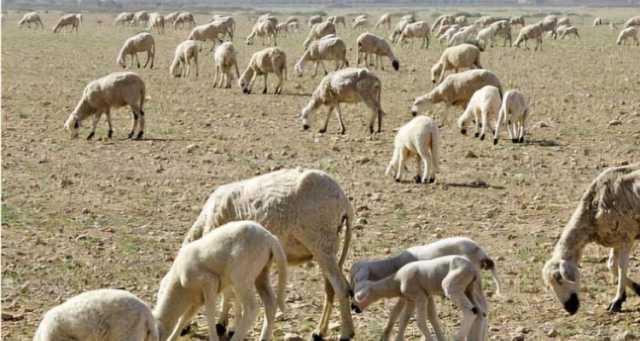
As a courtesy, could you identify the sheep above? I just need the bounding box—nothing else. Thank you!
[477,20,511,48]
[432,14,455,33]
[212,15,236,40]
[117,32,155,69]
[165,11,180,25]
[188,22,229,48]
[385,115,440,184]
[617,27,639,45]
[327,15,347,27]
[299,68,384,135]
[352,17,369,30]
[448,24,480,46]
[375,13,391,30]
[308,15,323,26]
[540,15,559,39]
[438,25,461,45]
[514,22,544,51]
[303,21,337,49]
[353,256,489,341]
[610,22,619,31]
[352,14,368,24]
[475,15,508,27]
[356,32,400,71]
[389,16,415,43]
[542,163,640,315]
[238,47,287,95]
[170,40,199,79]
[148,13,165,33]
[52,13,80,33]
[285,16,299,25]
[493,89,529,145]
[295,35,348,77]
[182,168,355,340]
[63,71,146,140]
[246,19,277,46]
[624,15,640,28]
[510,16,525,27]
[557,16,571,27]
[18,12,43,29]
[593,17,607,26]
[455,15,468,25]
[76,13,83,24]
[411,69,502,117]
[173,12,195,30]
[430,43,482,85]
[34,289,158,341]
[114,12,134,27]
[155,220,287,341]
[456,85,502,142]
[213,42,240,88]
[133,10,149,26]
[276,22,289,37]
[558,25,579,39]
[288,21,300,33]
[397,21,431,48]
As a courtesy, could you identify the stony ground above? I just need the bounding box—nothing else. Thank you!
[2,7,640,341]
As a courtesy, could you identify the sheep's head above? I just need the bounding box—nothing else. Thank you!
[430,63,442,84]
[238,70,252,94]
[294,61,304,77]
[410,95,430,116]
[542,258,581,315]
[352,282,374,312]
[245,36,254,45]
[64,113,81,138]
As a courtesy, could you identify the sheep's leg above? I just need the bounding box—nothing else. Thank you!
[448,292,477,340]
[415,143,431,184]
[312,62,319,77]
[319,61,328,75]
[256,265,277,341]
[128,110,138,139]
[394,300,414,341]
[262,74,268,94]
[518,118,526,143]
[319,106,333,134]
[385,149,399,178]
[362,97,382,134]
[143,50,151,68]
[493,109,504,145]
[479,111,488,141]
[202,280,222,341]
[316,277,335,338]
[608,245,633,312]
[87,113,101,140]
[135,53,141,68]
[413,296,436,341]
[414,155,423,184]
[426,296,446,341]
[472,111,480,138]
[167,303,201,341]
[229,283,258,341]
[335,105,346,134]
[380,299,405,341]
[395,150,405,182]
[213,66,219,88]
[275,70,284,94]
[105,110,113,138]
[136,109,145,140]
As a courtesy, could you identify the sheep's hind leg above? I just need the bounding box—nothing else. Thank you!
[394,300,413,341]
[314,277,335,340]
[413,295,436,341]
[229,282,259,341]
[256,266,277,341]
[334,105,346,134]
[426,296,446,341]
[105,110,113,138]
[380,299,405,341]
[607,245,636,312]
[262,74,268,94]
[87,113,102,140]
[202,279,222,341]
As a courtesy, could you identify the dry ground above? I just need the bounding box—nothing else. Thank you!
[2,7,640,341]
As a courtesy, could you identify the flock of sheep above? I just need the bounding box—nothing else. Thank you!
[12,8,640,341]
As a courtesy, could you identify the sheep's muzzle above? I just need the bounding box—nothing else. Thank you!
[563,293,579,315]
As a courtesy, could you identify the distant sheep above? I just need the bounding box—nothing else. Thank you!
[148,13,165,33]
[624,15,640,28]
[352,17,369,30]
[398,21,431,48]
[188,22,229,48]
[327,15,346,27]
[133,11,149,26]
[431,43,482,85]
[213,42,240,88]
[239,47,287,94]
[375,13,391,30]
[457,85,502,141]
[174,12,195,30]
[170,40,199,79]
[211,15,236,40]
[18,12,43,29]
[558,25,580,39]
[246,19,277,46]
[117,32,155,69]
[510,16,525,27]
[593,17,608,26]
[539,15,559,39]
[295,35,349,77]
[165,11,180,25]
[514,22,544,50]
[356,32,400,71]
[617,27,639,45]
[389,16,415,43]
[114,12,134,27]
[494,90,529,144]
[448,24,480,46]
[308,15,323,26]
[53,13,80,33]
[303,21,337,49]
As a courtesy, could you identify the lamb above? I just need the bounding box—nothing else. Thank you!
[238,47,287,95]
[295,35,349,77]
[63,71,146,140]
[213,42,240,88]
[117,32,155,69]
[327,15,346,27]
[169,40,199,79]
[133,11,150,26]
[303,21,337,49]
[353,256,489,341]
[558,25,579,39]
[173,12,195,29]
[385,115,440,184]
[431,43,482,85]
[356,32,400,71]
[542,163,640,315]
[299,68,384,134]
[456,85,502,142]
[148,13,165,33]
[510,16,525,27]
[514,22,544,51]
[398,21,431,48]
[114,12,134,27]
[624,15,640,28]
[18,12,43,29]
[246,19,277,46]
[411,69,502,116]
[375,13,391,30]
[493,90,529,145]
[188,22,229,48]
[389,16,415,43]
[617,27,639,45]
[182,168,355,341]
[52,13,80,33]
[308,15,323,26]
[34,289,158,341]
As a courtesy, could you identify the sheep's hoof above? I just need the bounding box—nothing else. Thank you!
[227,331,235,339]
[512,138,518,143]
[318,128,327,134]
[411,111,417,117]
[474,132,479,138]
[215,324,226,336]
[312,333,324,341]
[86,132,95,140]
[479,134,485,141]
[460,128,467,135]
[262,88,267,94]
[128,131,134,139]
[493,138,498,145]
[394,178,401,183]
[429,177,435,183]
[471,306,479,315]
[607,294,626,313]
[136,132,144,140]
[303,124,310,131]
[414,175,422,183]
[351,303,362,313]
[180,325,192,336]
[108,130,113,139]
[518,137,525,143]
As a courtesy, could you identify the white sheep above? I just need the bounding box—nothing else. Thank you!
[64,71,146,140]
[385,115,440,184]
[352,17,369,30]
[295,35,348,77]
[133,10,150,26]
[375,13,392,30]
[397,21,431,48]
[114,12,134,26]
[18,12,43,29]
[542,163,640,315]
[456,85,502,142]
[327,15,347,27]
[303,21,337,49]
[557,16,571,27]
[182,168,355,340]
[431,43,482,85]
[308,15,323,26]
[173,12,195,30]
[169,40,199,79]
[117,32,155,69]
[187,22,228,48]
[624,15,640,28]
[238,47,287,95]
[477,20,511,48]
[510,16,525,27]
[354,256,489,341]
[514,22,544,50]
[617,27,639,45]
[276,22,289,37]
[34,289,158,341]
[438,25,461,45]
[455,15,468,25]
[432,14,455,33]
[493,89,529,145]
[213,42,240,88]
[165,11,180,25]
[356,32,400,71]
[148,13,165,33]
[448,24,480,46]
[558,25,579,39]
[211,15,235,40]
[299,67,384,134]
[288,21,300,33]
[540,15,559,39]
[411,69,502,116]
[475,15,508,27]
[285,16,299,25]
[52,13,80,33]
[593,17,608,26]
[246,19,277,46]
[390,16,415,43]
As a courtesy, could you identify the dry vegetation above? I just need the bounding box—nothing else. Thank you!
[2,7,640,340]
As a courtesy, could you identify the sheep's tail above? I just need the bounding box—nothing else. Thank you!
[116,45,127,66]
[338,208,353,269]
[431,122,441,173]
[269,234,288,314]
[139,82,146,111]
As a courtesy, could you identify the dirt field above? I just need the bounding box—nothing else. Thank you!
[2,7,639,340]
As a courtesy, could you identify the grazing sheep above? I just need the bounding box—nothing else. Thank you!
[276,22,289,36]
[295,35,349,77]
[183,168,355,341]
[76,13,83,24]
[165,11,180,25]
[213,42,240,88]
[375,13,392,30]
[133,11,149,26]
[431,42,482,84]
[285,16,299,25]
[540,15,559,39]
[510,16,525,27]
[34,289,158,341]
[457,85,502,142]
[354,256,489,341]
[188,22,228,48]
[448,24,480,46]
[52,13,80,33]
[174,12,195,30]
[617,27,639,45]
[514,22,544,51]
[308,15,323,26]
[455,15,468,25]
[288,21,300,33]
[493,90,529,145]
[238,47,287,95]
[170,40,199,79]
[148,13,165,33]
[593,17,608,26]
[299,67,384,134]
[558,25,580,39]
[246,19,277,46]
[303,21,337,49]
[356,32,400,71]
[609,22,619,30]
[542,163,640,315]
[389,16,415,43]
[624,15,640,28]
[398,21,431,48]
[117,32,155,69]
[411,69,502,116]
[385,115,440,184]
[352,17,369,30]
[557,16,571,27]
[475,15,508,27]
[438,25,462,45]
[212,15,235,40]
[433,14,455,33]
[114,12,134,26]
[155,221,287,341]
[478,20,511,48]
[64,72,146,140]
[327,15,347,27]
[18,12,43,29]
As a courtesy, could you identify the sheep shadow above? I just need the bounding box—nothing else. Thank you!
[523,139,562,147]
[443,180,505,190]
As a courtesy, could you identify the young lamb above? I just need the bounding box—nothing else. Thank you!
[213,42,240,88]
[187,22,229,48]
[246,19,277,46]
[354,256,489,341]
[173,12,195,30]
[493,89,529,145]
[390,16,415,43]
[308,15,323,26]
[431,43,482,84]
[617,27,639,45]
[238,47,287,95]
[624,15,640,28]
[183,168,355,340]
[398,21,431,48]
[169,40,199,79]
[53,13,80,33]
[542,163,640,315]
[295,35,348,77]
[303,21,337,49]
[64,71,146,140]
[34,289,158,341]
[148,13,165,33]
[375,13,392,30]
[456,85,502,142]
[514,22,544,51]
[114,12,134,26]
[18,12,43,29]
[356,32,400,71]
[558,25,579,39]
[385,115,440,184]
[411,69,502,116]
[117,32,155,69]
[133,10,149,26]
[299,67,384,134]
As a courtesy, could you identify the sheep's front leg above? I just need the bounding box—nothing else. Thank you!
[262,74,268,94]
[394,300,414,341]
[479,110,489,141]
[105,110,113,138]
[312,62,319,77]
[216,290,233,336]
[426,296,446,341]
[202,280,222,341]
[380,299,405,341]
[319,60,328,75]
[413,296,436,341]
[608,245,632,312]
[134,53,141,68]
[395,150,406,182]
[335,105,346,134]
[275,70,284,94]
[319,106,333,134]
[87,113,102,140]
[213,66,220,88]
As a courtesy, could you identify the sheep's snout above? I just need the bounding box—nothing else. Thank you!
[303,124,310,131]
[471,306,478,315]
[351,303,362,313]
[563,293,579,315]
[392,60,400,71]
[460,128,467,135]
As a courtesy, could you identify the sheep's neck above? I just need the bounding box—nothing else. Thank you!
[554,200,594,263]
[153,283,192,341]
[369,275,402,301]
[369,253,414,281]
